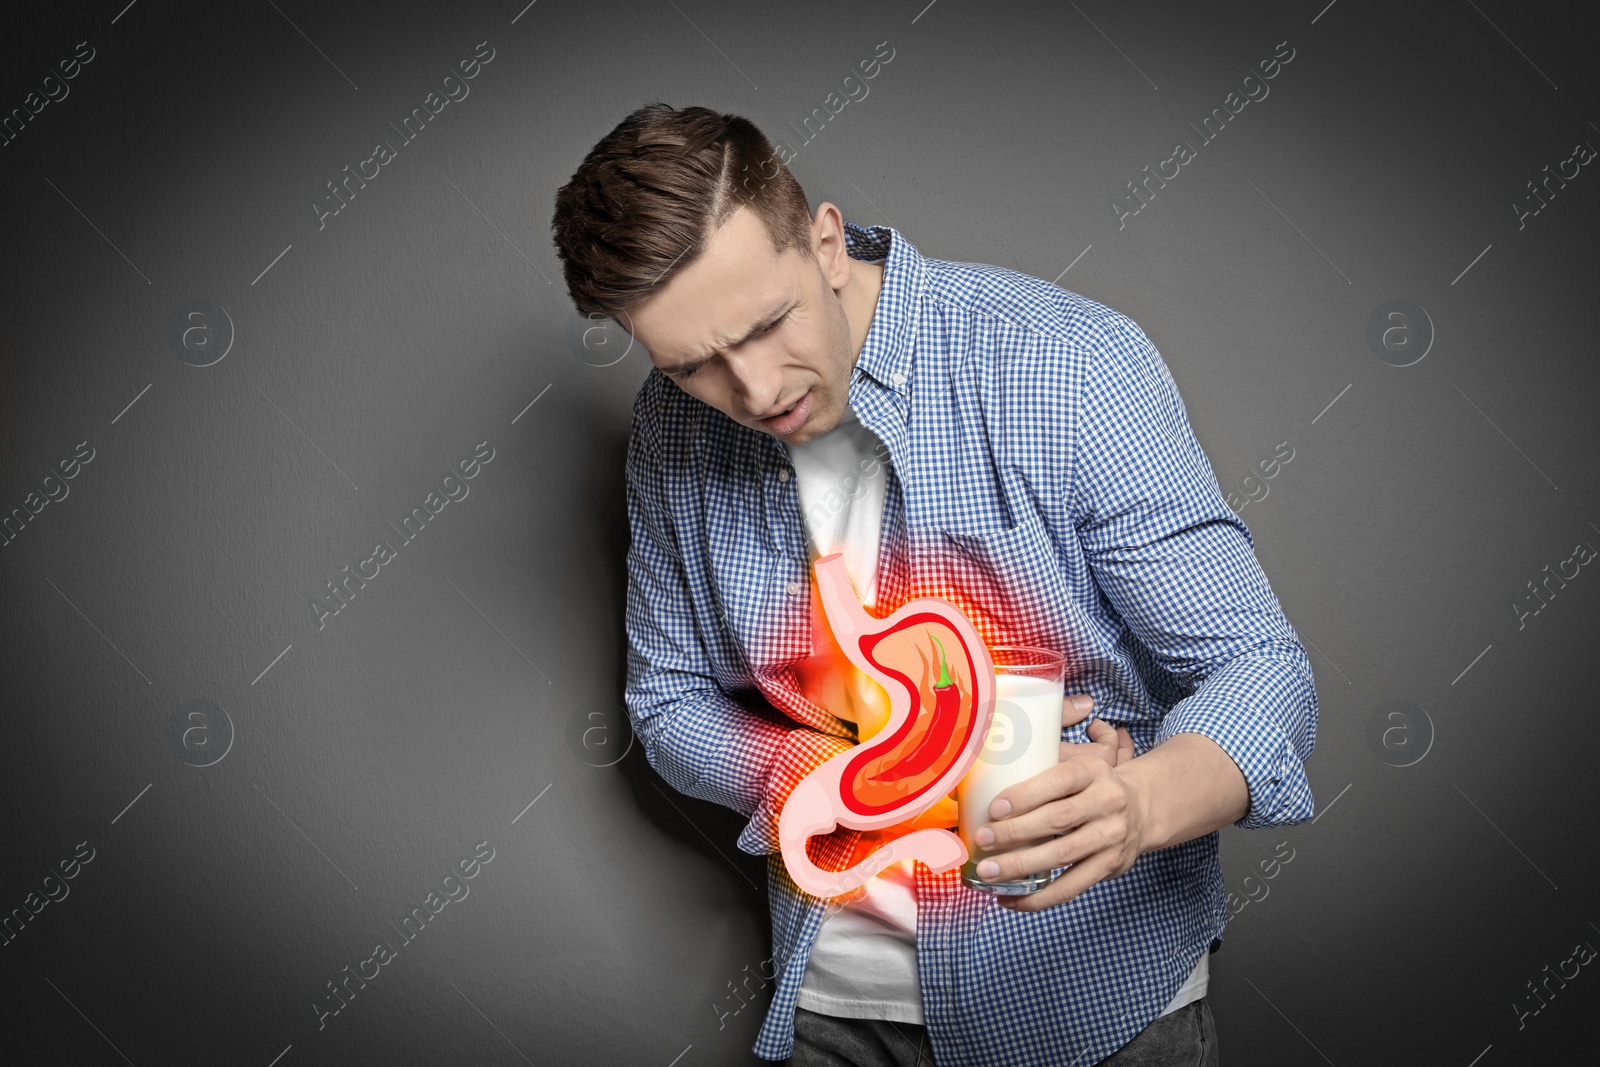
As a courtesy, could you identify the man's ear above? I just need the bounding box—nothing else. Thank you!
[810,202,851,290]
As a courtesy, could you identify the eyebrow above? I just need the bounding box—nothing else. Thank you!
[659,301,791,375]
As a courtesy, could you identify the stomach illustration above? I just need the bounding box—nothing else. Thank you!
[778,553,995,899]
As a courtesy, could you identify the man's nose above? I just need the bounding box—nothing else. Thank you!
[726,349,782,417]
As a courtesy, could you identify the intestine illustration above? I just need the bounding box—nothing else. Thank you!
[778,552,996,899]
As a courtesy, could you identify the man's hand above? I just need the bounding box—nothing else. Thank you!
[976,731,1250,913]
[843,694,1131,870]
[975,747,1148,913]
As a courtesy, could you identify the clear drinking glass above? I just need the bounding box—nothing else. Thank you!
[957,645,1067,895]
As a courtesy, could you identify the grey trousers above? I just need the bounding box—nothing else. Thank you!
[783,998,1219,1067]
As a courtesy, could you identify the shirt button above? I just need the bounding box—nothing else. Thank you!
[778,468,790,482]
[891,372,907,387]
[785,581,802,596]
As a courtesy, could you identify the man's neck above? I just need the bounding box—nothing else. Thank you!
[841,259,886,370]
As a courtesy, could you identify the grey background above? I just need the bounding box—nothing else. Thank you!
[1,0,1595,1063]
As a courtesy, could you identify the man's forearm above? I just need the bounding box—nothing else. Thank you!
[1117,731,1250,853]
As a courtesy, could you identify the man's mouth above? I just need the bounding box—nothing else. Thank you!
[759,391,811,434]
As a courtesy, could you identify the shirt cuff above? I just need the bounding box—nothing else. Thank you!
[1153,652,1317,830]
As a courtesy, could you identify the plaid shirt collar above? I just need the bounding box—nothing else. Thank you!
[841,220,919,398]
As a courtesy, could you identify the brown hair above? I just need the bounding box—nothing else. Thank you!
[550,102,814,320]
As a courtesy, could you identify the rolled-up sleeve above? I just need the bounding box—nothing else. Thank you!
[1066,314,1318,830]
[623,399,857,856]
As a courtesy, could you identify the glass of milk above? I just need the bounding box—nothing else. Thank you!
[957,645,1067,895]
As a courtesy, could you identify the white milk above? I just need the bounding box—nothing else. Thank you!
[957,672,1064,862]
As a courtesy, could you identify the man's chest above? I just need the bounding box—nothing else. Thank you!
[683,435,1084,691]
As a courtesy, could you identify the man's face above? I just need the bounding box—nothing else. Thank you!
[624,205,857,446]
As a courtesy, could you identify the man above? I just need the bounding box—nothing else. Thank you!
[551,103,1317,1066]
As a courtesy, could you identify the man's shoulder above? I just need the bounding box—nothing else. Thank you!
[920,254,1136,347]
[630,366,700,428]
[627,367,701,463]
[915,254,1155,388]
[630,364,671,418]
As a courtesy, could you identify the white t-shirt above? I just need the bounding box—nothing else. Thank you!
[784,399,1209,1025]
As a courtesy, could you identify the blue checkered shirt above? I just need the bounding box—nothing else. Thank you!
[623,221,1318,1064]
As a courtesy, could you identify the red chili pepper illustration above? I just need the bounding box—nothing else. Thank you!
[841,610,982,816]
[879,633,960,782]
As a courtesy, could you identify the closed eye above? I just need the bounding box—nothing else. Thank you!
[670,312,787,379]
